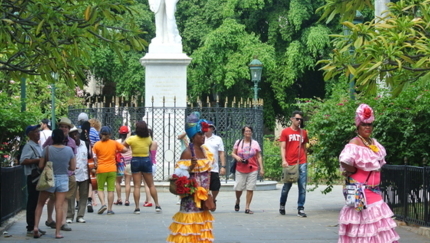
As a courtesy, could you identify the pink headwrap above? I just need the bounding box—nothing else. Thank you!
[355,104,374,126]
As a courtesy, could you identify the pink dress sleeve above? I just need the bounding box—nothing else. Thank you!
[339,139,386,171]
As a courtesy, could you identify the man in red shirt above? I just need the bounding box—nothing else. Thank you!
[279,111,309,217]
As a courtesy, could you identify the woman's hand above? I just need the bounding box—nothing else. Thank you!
[189,157,197,171]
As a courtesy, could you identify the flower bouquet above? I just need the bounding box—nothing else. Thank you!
[169,174,198,197]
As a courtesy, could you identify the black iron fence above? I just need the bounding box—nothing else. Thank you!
[69,99,264,181]
[1,165,26,224]
[381,165,430,226]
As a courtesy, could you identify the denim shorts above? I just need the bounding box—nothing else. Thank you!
[131,157,152,173]
[46,174,69,193]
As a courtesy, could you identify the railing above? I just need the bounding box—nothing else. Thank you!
[1,165,26,224]
[69,98,264,181]
[381,165,430,226]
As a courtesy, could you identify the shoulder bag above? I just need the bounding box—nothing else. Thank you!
[36,146,55,191]
[281,129,302,183]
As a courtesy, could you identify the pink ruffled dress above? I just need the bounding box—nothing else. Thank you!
[338,139,400,243]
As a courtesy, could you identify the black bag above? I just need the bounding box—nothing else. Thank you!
[30,168,42,183]
[230,159,237,174]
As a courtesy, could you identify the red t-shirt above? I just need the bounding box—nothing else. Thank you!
[279,127,308,165]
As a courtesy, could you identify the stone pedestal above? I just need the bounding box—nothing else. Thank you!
[140,43,191,107]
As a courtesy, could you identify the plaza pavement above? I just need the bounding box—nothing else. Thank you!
[1,184,429,243]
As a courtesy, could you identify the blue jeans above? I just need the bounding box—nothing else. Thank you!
[280,163,307,209]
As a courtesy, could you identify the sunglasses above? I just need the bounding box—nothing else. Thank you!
[360,123,373,127]
[292,117,303,121]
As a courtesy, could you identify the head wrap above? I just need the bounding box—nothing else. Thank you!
[185,112,209,140]
[355,104,374,126]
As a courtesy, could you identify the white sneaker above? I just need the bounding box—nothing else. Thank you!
[76,217,86,223]
[66,218,72,224]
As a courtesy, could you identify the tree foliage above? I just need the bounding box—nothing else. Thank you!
[318,0,430,96]
[0,0,147,87]
[298,76,430,192]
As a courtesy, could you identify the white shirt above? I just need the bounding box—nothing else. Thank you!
[74,140,88,182]
[39,129,52,147]
[204,134,224,173]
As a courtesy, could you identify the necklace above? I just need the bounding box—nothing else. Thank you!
[357,135,379,152]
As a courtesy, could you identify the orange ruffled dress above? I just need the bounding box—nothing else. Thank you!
[166,145,214,243]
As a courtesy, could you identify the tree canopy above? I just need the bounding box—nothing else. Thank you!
[0,0,147,87]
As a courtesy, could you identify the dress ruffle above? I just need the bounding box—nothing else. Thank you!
[175,145,214,173]
[338,201,399,243]
[339,139,386,171]
[167,210,214,243]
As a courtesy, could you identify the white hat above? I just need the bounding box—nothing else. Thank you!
[78,112,89,122]
[69,126,79,134]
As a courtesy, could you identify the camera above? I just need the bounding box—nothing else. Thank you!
[241,159,248,164]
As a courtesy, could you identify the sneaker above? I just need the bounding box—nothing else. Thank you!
[155,206,162,212]
[76,217,86,223]
[98,205,107,214]
[297,209,307,218]
[279,206,286,215]
[134,208,141,214]
[60,224,72,231]
[66,218,72,224]
[45,220,56,229]
[143,202,153,207]
[107,210,115,215]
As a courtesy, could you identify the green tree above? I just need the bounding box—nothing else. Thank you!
[318,0,430,96]
[1,0,147,87]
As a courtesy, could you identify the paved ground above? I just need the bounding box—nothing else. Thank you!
[1,184,429,242]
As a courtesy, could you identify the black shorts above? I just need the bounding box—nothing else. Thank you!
[209,172,221,191]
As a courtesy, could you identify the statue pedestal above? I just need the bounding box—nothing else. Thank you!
[140,43,191,107]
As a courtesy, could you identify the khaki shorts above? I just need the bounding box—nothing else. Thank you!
[233,170,258,191]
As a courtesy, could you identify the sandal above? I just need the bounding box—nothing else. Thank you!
[234,203,240,212]
[114,199,123,205]
[245,209,254,214]
[33,230,42,239]
[124,200,130,206]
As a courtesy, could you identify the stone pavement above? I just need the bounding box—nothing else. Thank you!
[1,184,429,242]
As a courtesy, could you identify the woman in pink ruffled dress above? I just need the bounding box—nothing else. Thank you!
[338,104,400,243]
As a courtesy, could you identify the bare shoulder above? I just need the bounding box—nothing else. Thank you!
[180,149,192,160]
[349,137,360,145]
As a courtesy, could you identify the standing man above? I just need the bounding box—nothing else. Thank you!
[279,111,309,217]
[20,124,46,236]
[204,121,226,212]
[66,127,89,223]
[43,117,77,230]
[39,119,52,147]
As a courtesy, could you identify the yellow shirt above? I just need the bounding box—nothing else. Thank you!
[125,135,152,157]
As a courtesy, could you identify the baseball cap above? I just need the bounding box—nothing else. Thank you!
[25,125,41,135]
[207,121,216,130]
[100,126,112,135]
[119,126,129,134]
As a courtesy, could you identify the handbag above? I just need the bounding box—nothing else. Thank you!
[344,171,372,210]
[169,178,179,195]
[36,146,55,191]
[282,163,299,183]
[202,193,215,211]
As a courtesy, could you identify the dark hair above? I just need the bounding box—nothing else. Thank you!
[135,121,149,138]
[80,121,91,142]
[119,133,127,142]
[292,110,304,117]
[241,126,253,135]
[148,128,153,139]
[52,129,65,145]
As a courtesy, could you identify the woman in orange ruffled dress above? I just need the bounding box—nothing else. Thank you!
[167,112,214,243]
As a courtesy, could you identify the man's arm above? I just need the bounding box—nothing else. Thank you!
[218,150,226,175]
[20,144,40,166]
[280,141,288,168]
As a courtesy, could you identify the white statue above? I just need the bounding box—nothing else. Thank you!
[148,0,182,44]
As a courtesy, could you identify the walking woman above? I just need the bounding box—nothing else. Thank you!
[231,126,264,214]
[167,112,214,242]
[123,121,162,213]
[338,104,399,242]
[33,129,76,239]
[142,129,158,207]
[92,126,128,215]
